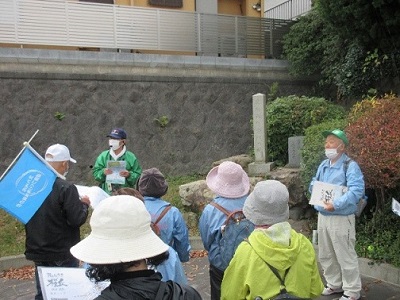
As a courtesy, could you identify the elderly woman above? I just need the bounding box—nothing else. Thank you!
[70,195,201,300]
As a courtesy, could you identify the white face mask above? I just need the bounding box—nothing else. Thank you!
[109,139,121,151]
[325,147,339,160]
[63,162,69,177]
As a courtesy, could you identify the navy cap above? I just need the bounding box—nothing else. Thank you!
[107,128,127,139]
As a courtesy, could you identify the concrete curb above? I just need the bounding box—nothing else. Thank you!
[1,238,399,288]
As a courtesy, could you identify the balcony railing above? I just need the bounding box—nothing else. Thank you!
[264,0,312,20]
[0,0,294,58]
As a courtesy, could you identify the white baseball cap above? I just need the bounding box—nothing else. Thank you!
[45,144,77,163]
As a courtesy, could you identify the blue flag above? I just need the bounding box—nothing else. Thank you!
[0,146,57,224]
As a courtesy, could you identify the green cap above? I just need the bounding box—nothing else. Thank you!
[322,129,349,146]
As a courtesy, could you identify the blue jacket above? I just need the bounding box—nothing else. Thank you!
[199,195,247,271]
[143,196,191,263]
[309,153,365,216]
[156,246,188,285]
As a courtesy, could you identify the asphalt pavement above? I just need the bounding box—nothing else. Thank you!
[2,255,400,300]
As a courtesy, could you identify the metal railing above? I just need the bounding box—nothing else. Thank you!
[264,0,312,20]
[0,0,294,58]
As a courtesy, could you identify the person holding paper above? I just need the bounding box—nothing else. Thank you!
[309,129,365,300]
[70,195,202,300]
[92,128,142,195]
[25,144,90,300]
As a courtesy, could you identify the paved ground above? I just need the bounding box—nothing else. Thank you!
[2,255,400,300]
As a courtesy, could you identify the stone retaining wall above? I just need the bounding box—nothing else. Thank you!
[0,48,316,182]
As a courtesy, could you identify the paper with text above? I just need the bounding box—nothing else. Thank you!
[310,181,347,206]
[38,266,109,300]
[106,160,126,185]
[75,185,109,209]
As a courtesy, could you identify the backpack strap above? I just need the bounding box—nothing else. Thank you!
[343,158,352,186]
[210,202,246,225]
[265,262,290,294]
[246,240,292,295]
[154,205,172,226]
[210,202,230,216]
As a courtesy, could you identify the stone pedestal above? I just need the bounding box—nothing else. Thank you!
[248,161,275,176]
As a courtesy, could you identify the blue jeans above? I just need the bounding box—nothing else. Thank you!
[34,257,79,300]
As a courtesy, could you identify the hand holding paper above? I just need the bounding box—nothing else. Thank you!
[75,185,109,209]
[309,181,347,207]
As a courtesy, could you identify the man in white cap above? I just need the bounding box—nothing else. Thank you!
[221,180,324,299]
[199,161,251,300]
[25,144,90,300]
[70,195,201,300]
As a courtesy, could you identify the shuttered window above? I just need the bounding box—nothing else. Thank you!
[149,0,183,8]
[79,0,114,4]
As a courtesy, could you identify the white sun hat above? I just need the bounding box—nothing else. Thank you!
[70,195,168,264]
[206,161,250,198]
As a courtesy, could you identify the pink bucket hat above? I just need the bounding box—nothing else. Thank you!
[206,161,250,198]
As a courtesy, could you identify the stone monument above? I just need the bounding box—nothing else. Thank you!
[287,136,304,168]
[248,93,275,176]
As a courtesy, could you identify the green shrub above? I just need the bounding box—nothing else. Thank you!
[356,202,400,267]
[300,119,348,194]
[266,96,346,165]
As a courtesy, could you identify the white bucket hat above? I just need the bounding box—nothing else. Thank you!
[45,144,76,163]
[243,180,289,225]
[206,161,250,198]
[70,195,168,264]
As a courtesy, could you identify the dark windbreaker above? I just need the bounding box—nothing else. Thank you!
[96,270,202,300]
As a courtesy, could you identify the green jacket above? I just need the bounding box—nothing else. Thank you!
[221,223,324,300]
[92,150,142,195]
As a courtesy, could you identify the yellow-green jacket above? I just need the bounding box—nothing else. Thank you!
[221,222,323,299]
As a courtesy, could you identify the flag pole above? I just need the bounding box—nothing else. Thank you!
[0,130,40,181]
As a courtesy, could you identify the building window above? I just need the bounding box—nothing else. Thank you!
[79,0,114,4]
[149,0,183,8]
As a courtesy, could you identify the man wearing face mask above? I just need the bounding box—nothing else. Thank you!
[92,128,142,195]
[309,129,364,300]
[25,144,90,300]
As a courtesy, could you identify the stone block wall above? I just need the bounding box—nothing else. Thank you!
[0,49,316,183]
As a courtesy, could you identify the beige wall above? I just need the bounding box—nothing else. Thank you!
[217,0,262,17]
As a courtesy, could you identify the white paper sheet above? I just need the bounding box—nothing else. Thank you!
[75,185,109,209]
[392,198,400,217]
[309,181,347,206]
[38,266,109,300]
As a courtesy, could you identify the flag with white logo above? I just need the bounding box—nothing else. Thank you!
[0,144,57,224]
